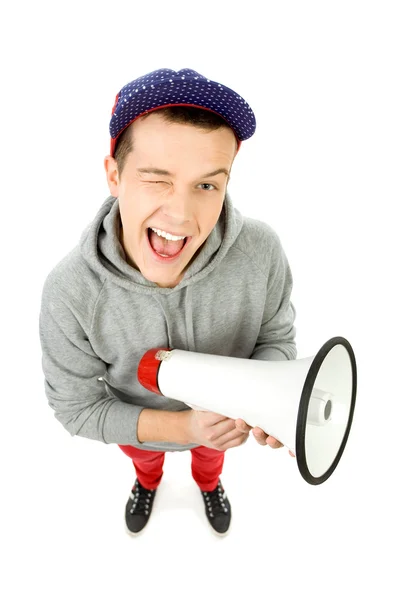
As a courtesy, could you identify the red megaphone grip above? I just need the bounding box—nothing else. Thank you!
[137,348,172,394]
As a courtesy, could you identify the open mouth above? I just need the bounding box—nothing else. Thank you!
[146,228,190,261]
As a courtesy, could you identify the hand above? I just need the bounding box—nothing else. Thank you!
[235,419,295,457]
[187,410,251,451]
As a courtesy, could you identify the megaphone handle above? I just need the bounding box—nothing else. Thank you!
[186,402,296,455]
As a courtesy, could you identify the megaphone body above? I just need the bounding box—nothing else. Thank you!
[137,337,357,485]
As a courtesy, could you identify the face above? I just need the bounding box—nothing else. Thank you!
[104,112,237,288]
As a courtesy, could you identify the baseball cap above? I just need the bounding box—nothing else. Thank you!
[109,68,256,157]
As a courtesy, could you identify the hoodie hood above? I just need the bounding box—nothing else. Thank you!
[41,188,296,452]
[79,192,243,295]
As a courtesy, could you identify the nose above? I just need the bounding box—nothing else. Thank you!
[161,189,192,226]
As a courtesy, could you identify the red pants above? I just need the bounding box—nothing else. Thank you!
[118,444,225,492]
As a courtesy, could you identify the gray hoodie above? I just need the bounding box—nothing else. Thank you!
[39,192,297,452]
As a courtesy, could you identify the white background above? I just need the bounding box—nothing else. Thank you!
[1,1,399,598]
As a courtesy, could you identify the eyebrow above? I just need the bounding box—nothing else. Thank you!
[137,167,230,180]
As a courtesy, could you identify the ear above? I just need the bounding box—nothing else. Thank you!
[104,155,120,197]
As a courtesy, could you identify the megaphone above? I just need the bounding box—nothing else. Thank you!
[137,337,357,485]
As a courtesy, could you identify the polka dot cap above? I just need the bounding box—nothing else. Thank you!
[109,68,256,156]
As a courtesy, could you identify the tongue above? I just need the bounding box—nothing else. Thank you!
[149,230,185,257]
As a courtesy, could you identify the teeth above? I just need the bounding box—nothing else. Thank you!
[150,227,186,241]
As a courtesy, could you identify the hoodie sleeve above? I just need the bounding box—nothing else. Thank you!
[250,232,297,362]
[39,274,144,445]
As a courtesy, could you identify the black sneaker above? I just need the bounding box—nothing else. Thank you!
[201,479,231,535]
[125,479,157,535]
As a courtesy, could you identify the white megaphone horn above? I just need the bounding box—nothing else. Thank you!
[137,336,357,485]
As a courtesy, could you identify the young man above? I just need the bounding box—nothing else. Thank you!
[39,68,297,537]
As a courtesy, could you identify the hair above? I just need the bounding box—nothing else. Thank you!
[114,106,236,175]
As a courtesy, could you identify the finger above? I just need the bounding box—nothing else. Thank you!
[202,412,233,425]
[253,426,267,437]
[235,418,252,433]
[213,428,250,450]
[266,436,283,449]
[252,427,268,445]
[219,433,250,451]
[207,418,238,442]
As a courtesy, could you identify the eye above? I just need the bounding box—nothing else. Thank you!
[198,183,216,191]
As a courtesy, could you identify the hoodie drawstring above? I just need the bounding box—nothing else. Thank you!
[184,286,195,351]
[153,287,195,352]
